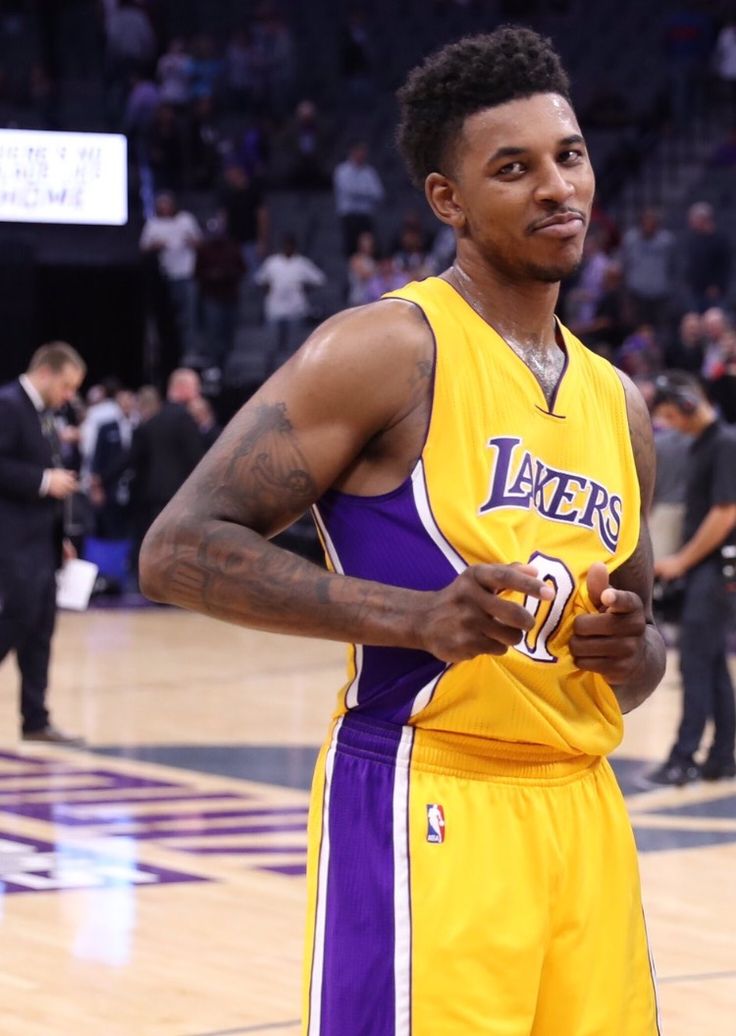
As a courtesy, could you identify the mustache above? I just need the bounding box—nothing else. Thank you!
[526,208,588,234]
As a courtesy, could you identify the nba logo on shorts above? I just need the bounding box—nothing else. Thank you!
[426,804,445,844]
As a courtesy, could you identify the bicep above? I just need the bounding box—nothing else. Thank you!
[611,370,657,615]
[171,303,431,538]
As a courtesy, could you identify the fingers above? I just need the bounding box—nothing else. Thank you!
[573,608,646,638]
[585,561,609,610]
[473,563,555,601]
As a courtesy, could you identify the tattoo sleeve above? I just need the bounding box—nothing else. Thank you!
[611,372,667,712]
[139,400,426,647]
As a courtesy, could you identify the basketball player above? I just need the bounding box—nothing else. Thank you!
[140,27,665,1035]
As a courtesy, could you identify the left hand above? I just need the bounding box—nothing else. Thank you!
[62,538,77,562]
[654,553,686,581]
[570,562,647,684]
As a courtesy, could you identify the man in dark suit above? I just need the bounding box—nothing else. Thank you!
[0,342,86,743]
[127,368,204,578]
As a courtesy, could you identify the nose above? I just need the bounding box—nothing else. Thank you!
[534,159,574,206]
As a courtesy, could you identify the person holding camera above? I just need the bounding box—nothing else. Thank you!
[650,371,736,784]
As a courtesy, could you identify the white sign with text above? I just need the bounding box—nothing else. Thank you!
[0,128,127,226]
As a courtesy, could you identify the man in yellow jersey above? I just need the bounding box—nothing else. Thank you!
[140,26,665,1036]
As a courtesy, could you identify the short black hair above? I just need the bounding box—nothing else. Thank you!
[396,26,571,188]
[652,370,705,413]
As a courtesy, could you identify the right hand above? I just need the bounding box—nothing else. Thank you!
[417,563,555,663]
[46,468,79,499]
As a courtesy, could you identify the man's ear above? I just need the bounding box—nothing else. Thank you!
[425,172,466,230]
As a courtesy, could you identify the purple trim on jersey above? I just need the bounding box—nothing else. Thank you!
[547,321,570,415]
[315,478,454,723]
[318,714,404,1035]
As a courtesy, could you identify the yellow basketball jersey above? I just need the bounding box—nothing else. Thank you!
[312,276,640,758]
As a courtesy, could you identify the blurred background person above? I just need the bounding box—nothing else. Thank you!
[0,342,86,744]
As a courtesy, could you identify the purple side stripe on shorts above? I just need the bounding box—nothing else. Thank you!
[309,715,413,1036]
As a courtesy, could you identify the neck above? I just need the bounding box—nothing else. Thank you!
[445,250,561,349]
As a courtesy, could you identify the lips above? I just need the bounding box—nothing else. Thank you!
[529,212,586,234]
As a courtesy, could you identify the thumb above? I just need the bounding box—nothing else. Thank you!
[586,561,610,611]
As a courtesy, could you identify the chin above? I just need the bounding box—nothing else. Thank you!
[528,255,584,284]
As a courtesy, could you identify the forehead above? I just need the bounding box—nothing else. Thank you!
[57,363,83,386]
[457,93,581,160]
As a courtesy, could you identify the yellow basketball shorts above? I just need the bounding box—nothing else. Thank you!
[303,712,660,1036]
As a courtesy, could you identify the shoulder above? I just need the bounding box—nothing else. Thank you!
[266,298,435,433]
[0,380,25,412]
[613,369,656,505]
[296,298,433,377]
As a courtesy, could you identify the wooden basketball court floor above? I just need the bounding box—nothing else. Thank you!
[0,605,734,1036]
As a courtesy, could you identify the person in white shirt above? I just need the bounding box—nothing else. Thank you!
[255,235,326,323]
[254,235,326,373]
[333,141,384,255]
[140,191,202,361]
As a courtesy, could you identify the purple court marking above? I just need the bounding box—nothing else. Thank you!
[0,749,309,883]
[259,863,307,877]
[172,845,306,856]
[50,805,309,828]
[0,831,209,894]
[117,821,308,841]
[3,795,259,826]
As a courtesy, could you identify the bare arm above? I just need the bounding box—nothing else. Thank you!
[139,302,552,661]
[656,504,736,580]
[571,371,666,713]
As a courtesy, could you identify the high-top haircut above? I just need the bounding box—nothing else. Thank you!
[397,26,571,189]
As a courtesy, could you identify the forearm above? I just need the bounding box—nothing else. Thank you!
[139,517,427,648]
[612,622,666,714]
[678,508,736,571]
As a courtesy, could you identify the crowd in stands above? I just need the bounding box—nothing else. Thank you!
[3,1,736,587]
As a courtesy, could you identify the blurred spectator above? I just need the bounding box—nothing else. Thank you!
[340,8,375,103]
[126,368,204,578]
[564,228,611,325]
[616,323,662,378]
[666,311,705,372]
[683,202,732,312]
[348,230,378,305]
[136,384,162,423]
[571,261,629,357]
[278,99,331,190]
[123,71,160,163]
[712,18,736,110]
[252,7,296,119]
[80,377,126,488]
[426,224,456,275]
[188,96,224,189]
[219,163,270,275]
[710,331,736,423]
[701,306,733,380]
[189,395,221,450]
[650,415,689,562]
[334,141,385,256]
[393,223,430,280]
[140,191,202,361]
[90,388,137,540]
[156,37,193,110]
[104,0,157,124]
[620,208,676,330]
[224,28,257,110]
[255,234,326,326]
[363,255,410,302]
[195,212,246,376]
[662,4,713,126]
[189,33,223,103]
[711,126,736,168]
[148,102,186,190]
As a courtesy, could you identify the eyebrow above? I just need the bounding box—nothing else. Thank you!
[486,134,585,164]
